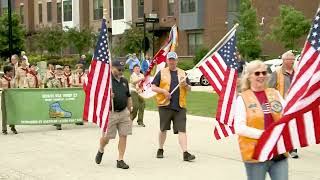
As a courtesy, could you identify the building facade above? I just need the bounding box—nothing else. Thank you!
[1,0,319,57]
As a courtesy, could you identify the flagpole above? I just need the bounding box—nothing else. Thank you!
[103,9,114,112]
[193,23,239,69]
[169,23,239,95]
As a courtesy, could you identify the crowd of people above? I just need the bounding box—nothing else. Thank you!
[1,53,88,134]
[1,50,299,180]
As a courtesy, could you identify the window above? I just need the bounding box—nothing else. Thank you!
[93,0,103,20]
[138,0,144,18]
[19,4,24,23]
[188,33,203,55]
[38,3,42,23]
[228,0,239,12]
[47,2,52,22]
[113,0,124,20]
[63,0,72,22]
[168,0,174,16]
[57,2,62,23]
[1,0,8,14]
[181,0,195,13]
[227,0,239,30]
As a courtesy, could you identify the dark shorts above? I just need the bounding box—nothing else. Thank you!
[158,107,186,134]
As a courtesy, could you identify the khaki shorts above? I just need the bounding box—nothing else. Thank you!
[103,109,132,139]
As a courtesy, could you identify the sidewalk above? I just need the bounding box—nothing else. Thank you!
[0,111,319,180]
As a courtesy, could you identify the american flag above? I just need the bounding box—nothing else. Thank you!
[138,25,178,98]
[199,30,238,140]
[83,18,112,133]
[253,9,320,161]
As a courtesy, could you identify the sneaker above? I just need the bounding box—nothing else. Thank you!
[10,127,18,134]
[54,124,62,130]
[95,151,104,164]
[183,151,195,162]
[116,160,129,169]
[290,151,299,159]
[156,149,164,158]
[138,123,146,127]
[2,130,8,135]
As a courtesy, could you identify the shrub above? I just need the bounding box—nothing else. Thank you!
[193,46,209,65]
[178,60,194,70]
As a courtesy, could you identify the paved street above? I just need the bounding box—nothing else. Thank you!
[1,111,320,180]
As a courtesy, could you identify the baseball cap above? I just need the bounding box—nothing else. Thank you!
[112,60,125,70]
[167,51,178,60]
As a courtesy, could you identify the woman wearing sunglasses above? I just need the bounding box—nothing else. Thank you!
[234,60,288,180]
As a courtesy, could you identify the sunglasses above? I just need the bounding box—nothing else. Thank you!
[117,68,124,72]
[254,71,267,76]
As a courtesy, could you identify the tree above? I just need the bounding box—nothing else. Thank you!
[34,26,66,57]
[268,5,311,50]
[193,46,209,65]
[66,27,95,56]
[0,13,25,59]
[236,0,262,60]
[115,26,152,56]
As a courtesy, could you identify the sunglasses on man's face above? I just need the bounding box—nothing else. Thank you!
[117,68,124,72]
[254,71,267,76]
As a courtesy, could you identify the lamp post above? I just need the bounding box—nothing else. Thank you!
[8,0,13,57]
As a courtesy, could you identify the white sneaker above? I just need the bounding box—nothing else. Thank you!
[290,151,299,159]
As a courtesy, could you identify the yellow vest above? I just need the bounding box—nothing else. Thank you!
[238,88,283,162]
[155,67,187,108]
[275,68,285,98]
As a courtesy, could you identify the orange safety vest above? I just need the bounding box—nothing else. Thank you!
[275,68,285,98]
[155,67,187,108]
[238,88,283,162]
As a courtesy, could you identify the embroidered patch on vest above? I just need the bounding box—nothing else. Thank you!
[270,100,282,113]
[248,103,257,109]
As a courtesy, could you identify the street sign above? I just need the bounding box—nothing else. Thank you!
[149,13,158,19]
[136,22,144,27]
[145,17,159,23]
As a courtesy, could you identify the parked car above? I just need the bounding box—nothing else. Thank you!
[186,68,209,86]
[264,54,300,73]
[264,59,283,73]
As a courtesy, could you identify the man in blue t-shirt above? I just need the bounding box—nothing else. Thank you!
[151,51,196,162]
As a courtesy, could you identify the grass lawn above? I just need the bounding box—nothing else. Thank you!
[144,91,218,118]
[124,70,218,117]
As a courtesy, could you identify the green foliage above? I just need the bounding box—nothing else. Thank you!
[115,26,153,56]
[177,60,194,70]
[66,27,95,56]
[268,5,311,50]
[236,0,262,60]
[34,26,66,56]
[0,13,25,59]
[28,54,81,67]
[145,91,219,117]
[192,46,209,65]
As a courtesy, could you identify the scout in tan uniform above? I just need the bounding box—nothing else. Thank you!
[72,64,86,87]
[45,63,55,87]
[73,64,86,125]
[26,63,42,88]
[15,58,29,88]
[1,66,18,134]
[63,65,73,88]
[47,65,67,130]
[9,54,19,76]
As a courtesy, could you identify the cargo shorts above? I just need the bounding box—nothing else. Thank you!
[103,109,132,139]
[158,107,187,134]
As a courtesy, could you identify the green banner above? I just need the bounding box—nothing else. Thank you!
[3,88,85,125]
